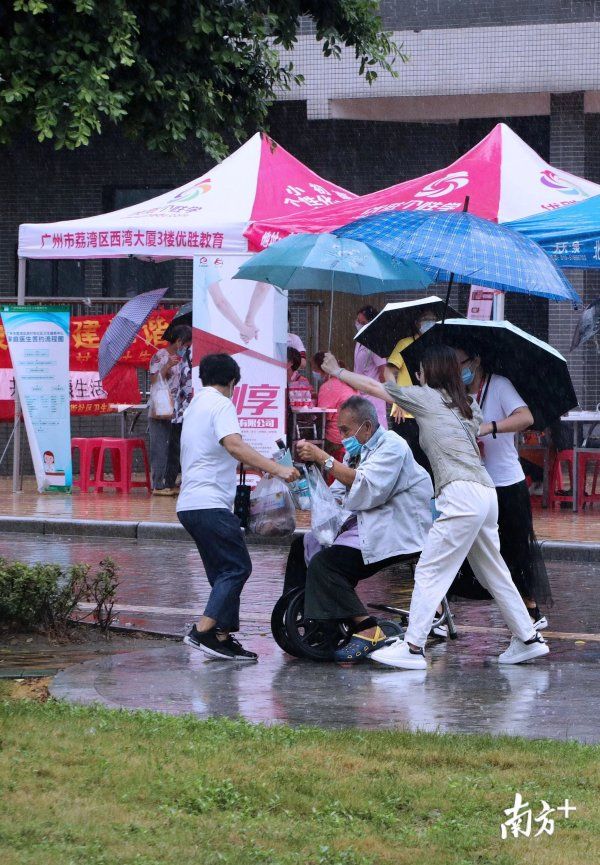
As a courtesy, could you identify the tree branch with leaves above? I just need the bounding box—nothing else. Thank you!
[0,0,405,157]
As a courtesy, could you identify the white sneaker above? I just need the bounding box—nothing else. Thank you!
[431,623,448,639]
[498,633,549,665]
[531,615,548,631]
[370,637,427,670]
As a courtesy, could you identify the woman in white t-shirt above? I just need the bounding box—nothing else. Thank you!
[455,347,553,630]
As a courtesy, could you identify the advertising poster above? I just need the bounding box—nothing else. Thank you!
[192,255,287,455]
[467,286,502,320]
[1,305,72,492]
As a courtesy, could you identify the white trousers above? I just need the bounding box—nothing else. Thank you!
[405,480,537,649]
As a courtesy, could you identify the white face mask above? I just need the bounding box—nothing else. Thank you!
[355,320,363,332]
[419,320,436,335]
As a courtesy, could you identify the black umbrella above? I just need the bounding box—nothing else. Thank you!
[355,295,462,358]
[402,318,578,430]
[162,302,192,342]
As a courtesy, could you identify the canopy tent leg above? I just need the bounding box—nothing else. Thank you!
[12,258,26,492]
[327,271,334,350]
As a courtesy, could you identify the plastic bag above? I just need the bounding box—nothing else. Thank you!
[306,465,344,547]
[248,476,296,537]
[149,375,174,419]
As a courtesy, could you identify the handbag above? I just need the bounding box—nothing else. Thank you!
[234,464,252,529]
[149,374,174,419]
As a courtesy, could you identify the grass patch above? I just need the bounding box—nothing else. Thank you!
[0,692,598,864]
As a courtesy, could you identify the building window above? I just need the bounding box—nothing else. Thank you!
[102,187,176,298]
[25,259,85,298]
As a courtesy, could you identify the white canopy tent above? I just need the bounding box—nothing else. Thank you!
[13,133,356,489]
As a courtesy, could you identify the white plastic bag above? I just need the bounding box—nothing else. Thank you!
[149,375,174,419]
[306,465,344,547]
[248,476,296,537]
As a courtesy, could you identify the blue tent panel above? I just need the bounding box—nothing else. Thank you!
[507,194,600,269]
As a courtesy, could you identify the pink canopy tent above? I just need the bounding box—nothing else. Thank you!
[18,132,356,261]
[246,123,600,250]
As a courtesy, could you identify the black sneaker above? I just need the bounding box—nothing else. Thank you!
[183,625,257,661]
[224,635,258,661]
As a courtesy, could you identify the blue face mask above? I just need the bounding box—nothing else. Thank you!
[342,421,366,457]
[419,320,436,335]
[177,347,187,358]
[461,367,475,386]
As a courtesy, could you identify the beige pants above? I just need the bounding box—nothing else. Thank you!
[405,480,537,648]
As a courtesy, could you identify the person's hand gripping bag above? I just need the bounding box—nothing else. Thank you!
[305,465,344,547]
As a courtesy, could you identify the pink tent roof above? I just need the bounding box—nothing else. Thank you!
[18,133,356,259]
[246,123,600,250]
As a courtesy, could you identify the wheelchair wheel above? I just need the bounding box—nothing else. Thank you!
[270,590,304,658]
[285,590,351,661]
[285,592,405,662]
[376,619,404,639]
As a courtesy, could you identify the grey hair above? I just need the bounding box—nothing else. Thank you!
[339,395,379,429]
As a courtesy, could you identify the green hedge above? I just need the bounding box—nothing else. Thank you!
[0,557,118,634]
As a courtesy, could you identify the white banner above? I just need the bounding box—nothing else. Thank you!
[0,369,106,402]
[192,254,287,456]
[1,306,73,492]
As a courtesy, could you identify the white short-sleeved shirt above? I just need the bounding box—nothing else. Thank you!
[478,374,527,487]
[176,387,241,512]
[287,332,306,355]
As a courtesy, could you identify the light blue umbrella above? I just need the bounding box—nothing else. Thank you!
[233,232,432,347]
[334,211,581,306]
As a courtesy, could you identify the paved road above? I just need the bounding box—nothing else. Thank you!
[2,532,599,740]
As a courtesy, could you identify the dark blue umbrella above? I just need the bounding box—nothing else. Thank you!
[99,286,169,380]
[334,211,581,304]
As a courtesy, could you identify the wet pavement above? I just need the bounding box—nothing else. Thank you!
[50,639,599,742]
[1,532,599,741]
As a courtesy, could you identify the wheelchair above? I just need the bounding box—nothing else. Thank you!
[271,586,457,662]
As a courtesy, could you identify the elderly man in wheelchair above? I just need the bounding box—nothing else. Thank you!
[276,395,435,663]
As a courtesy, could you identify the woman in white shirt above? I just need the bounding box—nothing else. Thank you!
[454,347,552,630]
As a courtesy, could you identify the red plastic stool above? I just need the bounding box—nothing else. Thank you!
[71,437,104,492]
[548,450,574,508]
[95,437,151,493]
[578,451,600,508]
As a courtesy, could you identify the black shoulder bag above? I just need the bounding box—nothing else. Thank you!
[234,464,252,529]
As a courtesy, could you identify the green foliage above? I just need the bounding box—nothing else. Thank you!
[0,556,119,634]
[0,1,405,157]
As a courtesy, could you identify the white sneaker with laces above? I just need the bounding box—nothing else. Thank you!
[498,633,549,665]
[370,637,427,670]
[532,615,548,631]
[431,623,448,638]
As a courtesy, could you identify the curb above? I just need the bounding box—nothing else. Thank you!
[0,516,597,560]
[0,515,305,547]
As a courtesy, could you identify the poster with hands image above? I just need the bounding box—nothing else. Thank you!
[192,254,287,457]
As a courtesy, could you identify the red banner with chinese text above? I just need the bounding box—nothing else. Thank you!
[0,308,175,421]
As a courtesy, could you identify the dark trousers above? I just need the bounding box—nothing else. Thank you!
[165,422,182,488]
[391,417,432,476]
[451,480,552,606]
[304,545,411,621]
[178,508,252,632]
